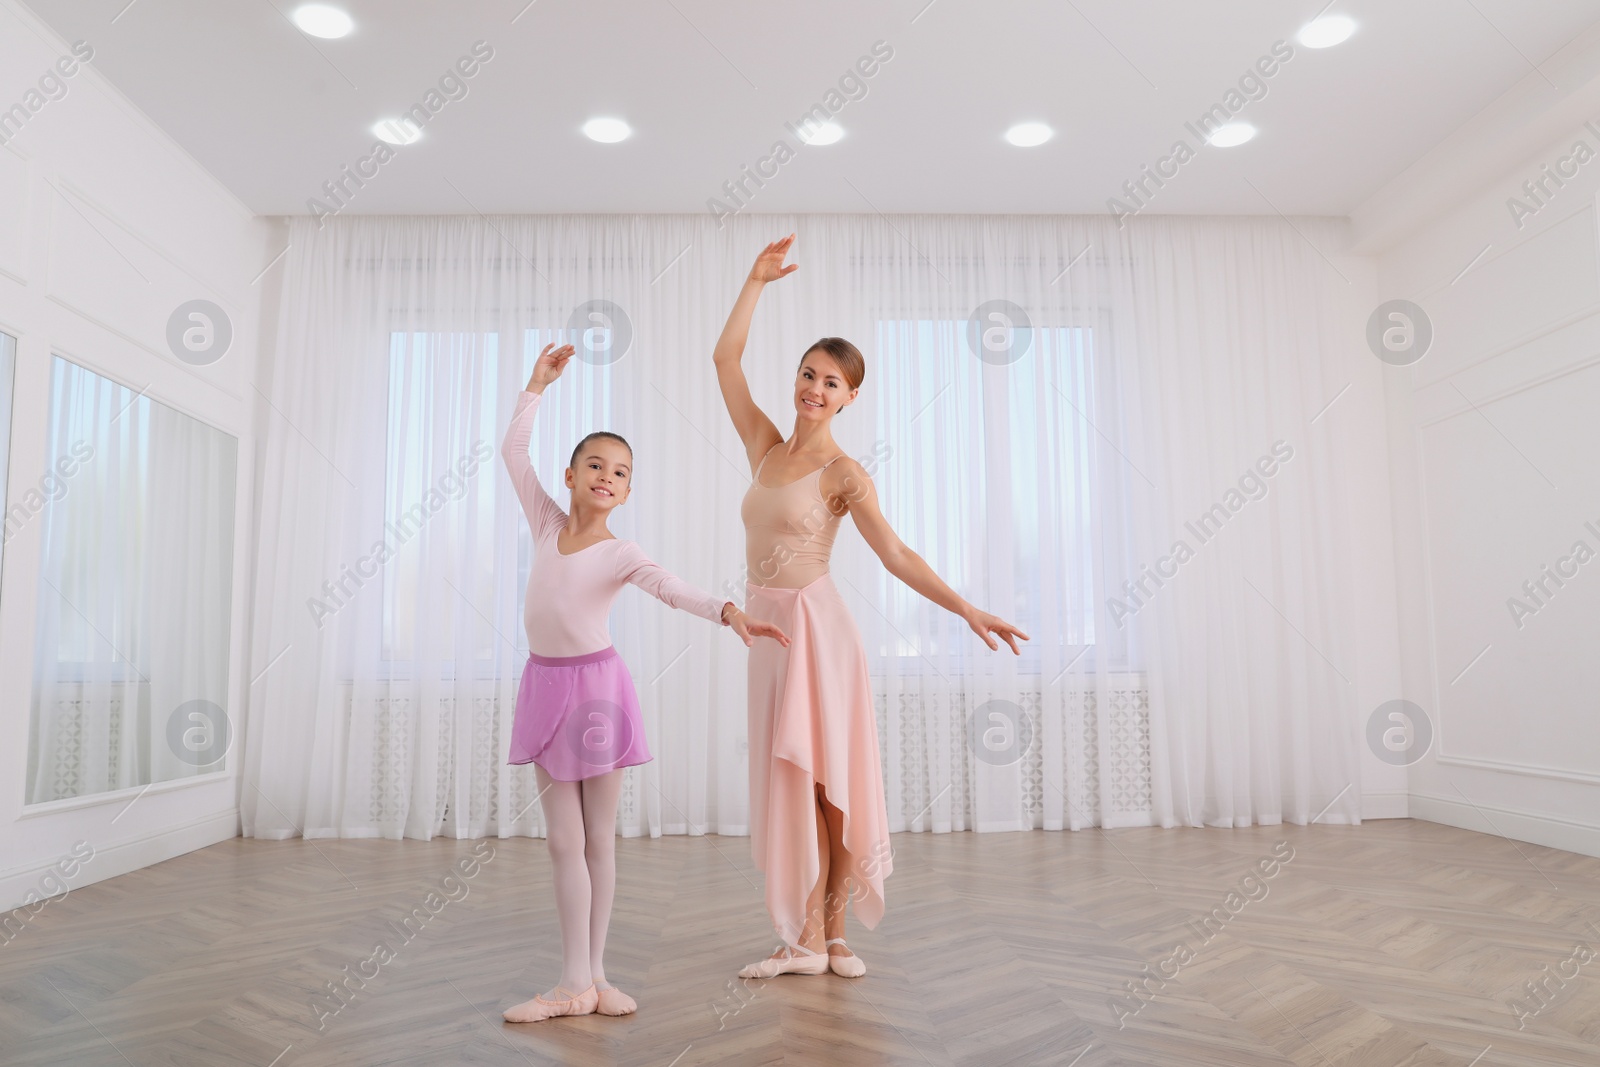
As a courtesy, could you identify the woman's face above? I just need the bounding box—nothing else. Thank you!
[794,351,857,420]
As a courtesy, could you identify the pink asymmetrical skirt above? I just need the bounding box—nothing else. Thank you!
[506,646,649,781]
[744,574,893,944]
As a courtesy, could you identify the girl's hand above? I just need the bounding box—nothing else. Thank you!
[749,235,798,284]
[526,343,576,393]
[964,607,1029,655]
[723,603,791,647]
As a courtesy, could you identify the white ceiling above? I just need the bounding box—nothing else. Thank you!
[19,0,1600,218]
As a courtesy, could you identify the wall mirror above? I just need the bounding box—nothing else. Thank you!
[26,356,239,803]
[0,332,16,584]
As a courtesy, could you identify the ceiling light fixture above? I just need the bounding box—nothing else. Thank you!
[1004,122,1053,148]
[292,4,353,39]
[373,118,422,146]
[798,122,844,146]
[1207,122,1256,147]
[1296,15,1356,49]
[582,117,632,143]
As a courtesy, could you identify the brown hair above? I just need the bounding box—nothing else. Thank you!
[569,431,632,471]
[800,337,865,391]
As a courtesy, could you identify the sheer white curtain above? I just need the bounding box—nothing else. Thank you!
[242,212,1364,842]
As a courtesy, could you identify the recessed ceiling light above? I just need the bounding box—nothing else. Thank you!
[582,117,632,143]
[1004,122,1052,148]
[1207,122,1256,147]
[292,4,353,39]
[373,119,422,146]
[798,122,844,146]
[1296,14,1355,48]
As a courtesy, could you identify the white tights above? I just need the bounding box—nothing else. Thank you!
[535,765,623,993]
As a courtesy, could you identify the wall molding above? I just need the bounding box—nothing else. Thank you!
[16,766,232,820]
[1361,790,1408,820]
[1408,792,1600,861]
[1414,317,1600,428]
[0,807,237,914]
[1434,752,1600,786]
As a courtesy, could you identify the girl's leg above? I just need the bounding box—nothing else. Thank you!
[538,767,594,994]
[504,767,600,1022]
[578,768,623,983]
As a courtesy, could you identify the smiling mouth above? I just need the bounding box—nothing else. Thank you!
[802,398,823,409]
[592,486,613,497]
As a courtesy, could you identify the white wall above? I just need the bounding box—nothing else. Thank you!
[1361,48,1600,856]
[0,0,271,911]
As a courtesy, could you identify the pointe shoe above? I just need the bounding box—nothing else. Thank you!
[826,938,866,978]
[502,984,599,1023]
[594,982,637,1016]
[737,945,830,979]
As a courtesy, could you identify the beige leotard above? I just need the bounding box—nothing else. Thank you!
[739,443,847,590]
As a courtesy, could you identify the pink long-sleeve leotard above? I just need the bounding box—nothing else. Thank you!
[501,390,727,657]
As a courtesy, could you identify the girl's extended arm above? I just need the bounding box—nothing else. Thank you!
[713,237,794,468]
[618,547,790,646]
[824,459,1030,654]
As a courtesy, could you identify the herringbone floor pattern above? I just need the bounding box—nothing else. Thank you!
[3,820,1598,1065]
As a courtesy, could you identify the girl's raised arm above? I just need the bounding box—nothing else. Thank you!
[713,237,794,469]
[501,344,575,542]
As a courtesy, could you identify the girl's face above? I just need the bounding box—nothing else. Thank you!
[794,351,857,421]
[565,439,632,513]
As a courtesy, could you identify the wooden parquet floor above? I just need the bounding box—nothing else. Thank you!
[2,819,1598,1066]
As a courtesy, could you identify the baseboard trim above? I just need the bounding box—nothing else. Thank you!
[1409,793,1600,859]
[1,809,238,914]
[1361,791,1409,820]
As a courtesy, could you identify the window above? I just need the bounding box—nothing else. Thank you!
[381,330,502,664]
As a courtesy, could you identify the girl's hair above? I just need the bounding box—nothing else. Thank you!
[801,337,866,391]
[569,431,632,470]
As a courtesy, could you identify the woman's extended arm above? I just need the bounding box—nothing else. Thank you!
[713,237,794,468]
[824,459,1030,654]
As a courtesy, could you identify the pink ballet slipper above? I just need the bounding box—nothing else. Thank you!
[502,984,599,1023]
[594,982,636,1016]
[826,938,866,978]
[738,945,830,979]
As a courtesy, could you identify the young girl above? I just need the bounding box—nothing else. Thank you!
[501,343,788,1023]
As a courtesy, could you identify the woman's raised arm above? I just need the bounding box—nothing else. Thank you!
[713,237,795,469]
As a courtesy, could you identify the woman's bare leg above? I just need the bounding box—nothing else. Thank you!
[765,783,831,959]
[819,789,855,959]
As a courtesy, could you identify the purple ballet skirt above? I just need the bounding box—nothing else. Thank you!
[506,646,650,780]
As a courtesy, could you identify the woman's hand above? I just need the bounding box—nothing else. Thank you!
[526,343,576,394]
[964,606,1030,655]
[723,602,791,647]
[748,234,799,284]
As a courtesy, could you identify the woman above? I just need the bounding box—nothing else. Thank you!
[715,234,1029,979]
